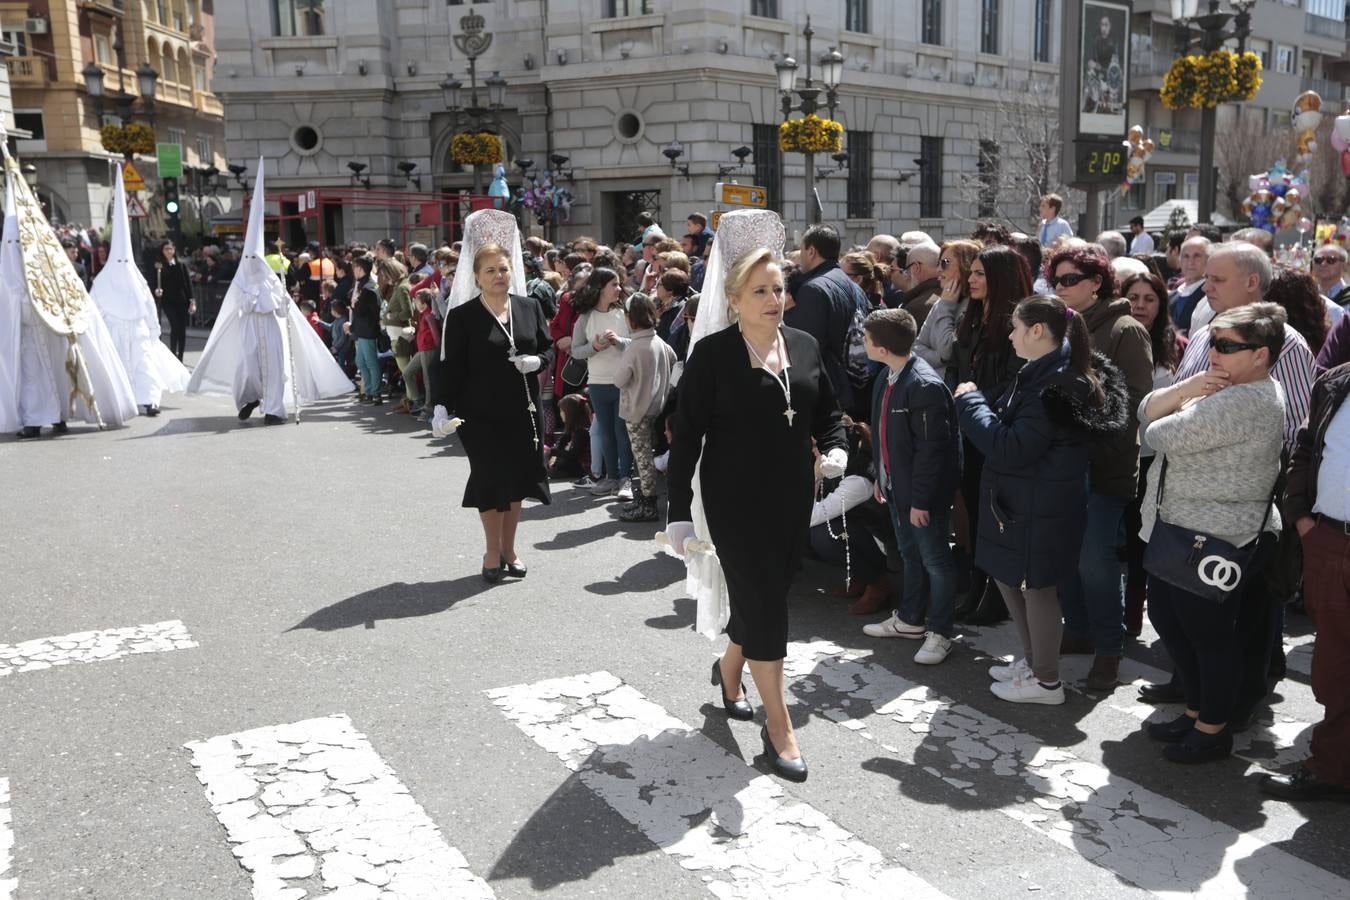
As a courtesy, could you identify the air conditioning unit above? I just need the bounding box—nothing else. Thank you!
[24,17,48,34]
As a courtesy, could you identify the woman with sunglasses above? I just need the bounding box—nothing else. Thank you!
[1121,271,1185,636]
[1046,244,1154,690]
[1136,303,1288,762]
[949,243,1029,625]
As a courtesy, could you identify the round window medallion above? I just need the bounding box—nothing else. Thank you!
[290,124,323,156]
[613,110,644,144]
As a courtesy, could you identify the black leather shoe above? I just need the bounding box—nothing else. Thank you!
[711,660,754,721]
[500,556,527,578]
[1162,727,1232,764]
[481,565,504,584]
[1146,712,1196,743]
[144,404,161,417]
[263,414,286,425]
[1260,767,1350,802]
[16,426,41,439]
[238,401,259,420]
[50,421,68,434]
[761,726,807,782]
[1138,679,1185,704]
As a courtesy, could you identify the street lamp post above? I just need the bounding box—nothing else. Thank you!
[186,165,220,242]
[444,11,505,195]
[1170,0,1254,224]
[775,17,843,226]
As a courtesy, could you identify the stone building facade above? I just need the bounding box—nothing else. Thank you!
[216,0,1069,248]
[5,0,228,235]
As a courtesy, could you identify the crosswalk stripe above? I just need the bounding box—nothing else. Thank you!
[185,714,494,900]
[0,778,14,900]
[487,670,950,900]
[784,640,1350,898]
[961,622,1311,770]
[0,621,197,676]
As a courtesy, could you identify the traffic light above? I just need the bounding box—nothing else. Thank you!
[163,177,181,217]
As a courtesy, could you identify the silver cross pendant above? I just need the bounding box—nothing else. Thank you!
[784,408,796,426]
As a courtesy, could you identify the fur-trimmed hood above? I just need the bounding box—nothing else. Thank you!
[1041,350,1131,438]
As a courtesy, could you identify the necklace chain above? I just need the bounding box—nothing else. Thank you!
[741,326,795,426]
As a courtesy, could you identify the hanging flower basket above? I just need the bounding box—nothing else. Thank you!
[100,122,156,156]
[1160,50,1262,110]
[777,115,844,154]
[451,131,503,166]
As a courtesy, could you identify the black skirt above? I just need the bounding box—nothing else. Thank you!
[458,415,551,512]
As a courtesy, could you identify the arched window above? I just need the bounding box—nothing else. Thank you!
[177,48,191,87]
[161,50,177,85]
[146,39,161,81]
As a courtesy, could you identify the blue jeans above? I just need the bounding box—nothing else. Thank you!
[1060,491,1129,655]
[587,383,632,479]
[889,496,956,638]
[355,337,381,399]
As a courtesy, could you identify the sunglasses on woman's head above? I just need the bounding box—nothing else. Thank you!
[1050,272,1092,288]
[1211,337,1262,355]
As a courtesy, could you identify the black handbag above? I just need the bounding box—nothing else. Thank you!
[561,354,588,387]
[1142,456,1279,604]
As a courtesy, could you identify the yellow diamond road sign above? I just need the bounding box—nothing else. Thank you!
[716,182,767,208]
[122,161,145,192]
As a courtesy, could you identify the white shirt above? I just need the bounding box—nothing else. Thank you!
[1189,297,1216,335]
[1323,294,1344,326]
[1313,400,1350,521]
[1130,231,1155,255]
[811,474,875,528]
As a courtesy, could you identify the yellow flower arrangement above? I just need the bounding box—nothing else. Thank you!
[777,115,844,154]
[1161,50,1262,110]
[450,131,503,166]
[100,122,156,156]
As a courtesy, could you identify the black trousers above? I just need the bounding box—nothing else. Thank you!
[163,301,189,359]
[1146,533,1274,725]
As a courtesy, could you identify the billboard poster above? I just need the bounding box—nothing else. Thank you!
[1080,1,1130,137]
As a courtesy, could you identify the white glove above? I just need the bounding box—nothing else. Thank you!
[663,521,697,557]
[431,405,461,437]
[509,354,542,374]
[820,448,848,479]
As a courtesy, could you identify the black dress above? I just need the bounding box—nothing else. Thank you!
[667,324,846,661]
[150,258,194,359]
[431,294,552,512]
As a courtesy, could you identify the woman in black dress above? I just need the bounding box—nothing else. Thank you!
[148,239,195,360]
[666,245,846,782]
[430,242,552,583]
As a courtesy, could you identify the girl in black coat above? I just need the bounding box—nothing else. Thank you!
[955,294,1128,706]
[148,239,195,359]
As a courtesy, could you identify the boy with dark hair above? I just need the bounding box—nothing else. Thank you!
[860,308,962,664]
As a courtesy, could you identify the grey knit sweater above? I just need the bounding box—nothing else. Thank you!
[1137,378,1286,548]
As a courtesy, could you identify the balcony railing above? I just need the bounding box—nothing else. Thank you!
[1301,75,1347,102]
[5,55,49,85]
[1305,13,1346,41]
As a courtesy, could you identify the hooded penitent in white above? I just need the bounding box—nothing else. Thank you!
[186,158,351,417]
[90,164,190,409]
[0,146,137,432]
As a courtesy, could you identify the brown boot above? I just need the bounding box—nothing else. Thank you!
[848,579,891,616]
[391,398,412,414]
[1086,654,1121,692]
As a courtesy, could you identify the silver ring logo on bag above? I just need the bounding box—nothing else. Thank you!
[1197,556,1242,593]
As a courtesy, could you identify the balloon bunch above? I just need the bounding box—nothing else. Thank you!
[1120,125,1155,196]
[515,172,573,226]
[1331,105,1350,178]
[1292,91,1323,168]
[1241,161,1311,234]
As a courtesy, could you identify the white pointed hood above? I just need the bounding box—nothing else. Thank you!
[243,155,267,260]
[91,164,156,322]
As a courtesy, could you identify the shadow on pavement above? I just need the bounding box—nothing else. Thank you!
[644,598,695,630]
[288,575,491,631]
[584,555,684,597]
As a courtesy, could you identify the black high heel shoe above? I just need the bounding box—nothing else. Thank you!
[500,556,528,578]
[481,563,504,584]
[761,726,808,783]
[711,659,754,721]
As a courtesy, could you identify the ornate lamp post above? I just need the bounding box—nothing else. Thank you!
[444,11,506,195]
[775,18,842,226]
[1170,0,1254,224]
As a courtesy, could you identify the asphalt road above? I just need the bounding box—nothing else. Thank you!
[1,333,1346,899]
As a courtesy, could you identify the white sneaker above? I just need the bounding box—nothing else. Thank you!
[590,478,619,496]
[914,632,952,665]
[990,675,1065,705]
[989,657,1032,683]
[617,479,634,501]
[862,613,926,640]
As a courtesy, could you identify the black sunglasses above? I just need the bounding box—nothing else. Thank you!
[1050,272,1094,288]
[1211,337,1263,355]
[1313,256,1341,264]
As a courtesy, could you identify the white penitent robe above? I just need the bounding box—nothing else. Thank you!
[235,303,288,418]
[17,306,62,428]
